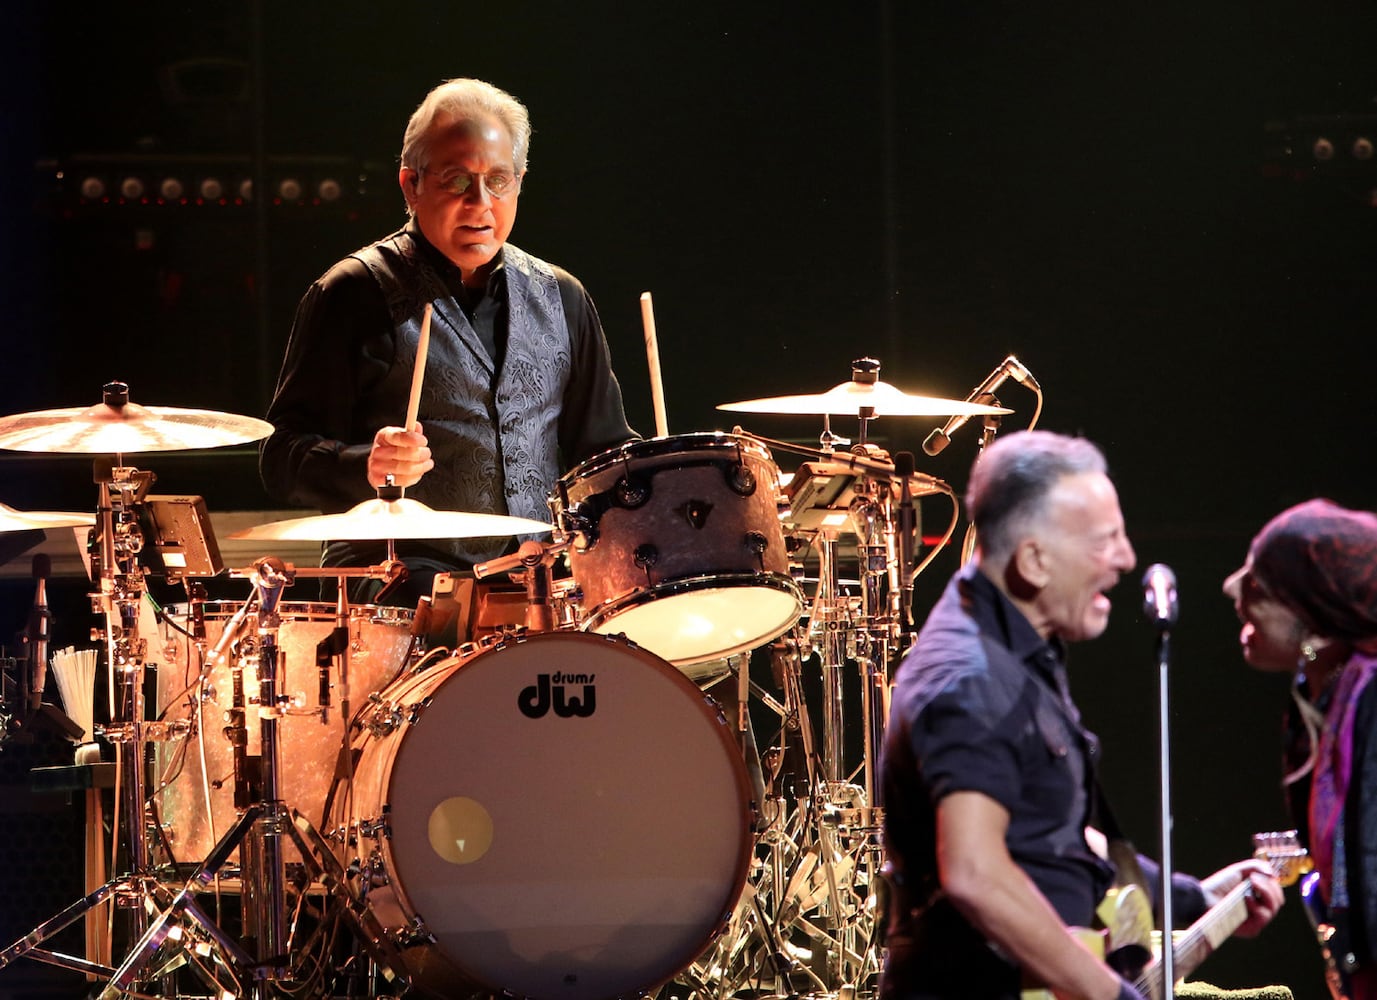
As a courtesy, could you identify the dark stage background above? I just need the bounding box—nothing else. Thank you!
[2,3,1374,998]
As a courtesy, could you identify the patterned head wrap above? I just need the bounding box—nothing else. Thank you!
[1249,498,1377,643]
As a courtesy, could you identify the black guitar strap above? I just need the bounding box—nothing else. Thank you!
[1093,779,1153,902]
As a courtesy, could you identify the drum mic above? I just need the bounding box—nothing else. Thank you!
[250,556,291,615]
[28,554,51,711]
[1142,563,1179,629]
[894,452,918,628]
[922,355,1039,457]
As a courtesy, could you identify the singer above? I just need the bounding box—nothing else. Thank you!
[880,430,1282,1000]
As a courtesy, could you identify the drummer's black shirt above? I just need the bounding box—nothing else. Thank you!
[259,222,637,579]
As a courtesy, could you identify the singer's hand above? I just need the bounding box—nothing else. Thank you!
[1200,859,1284,938]
[367,422,434,489]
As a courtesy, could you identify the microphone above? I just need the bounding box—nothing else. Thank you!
[250,556,291,616]
[28,554,51,711]
[922,355,1040,457]
[1142,563,1179,628]
[894,451,918,627]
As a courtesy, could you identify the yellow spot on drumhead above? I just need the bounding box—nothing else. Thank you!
[428,797,493,865]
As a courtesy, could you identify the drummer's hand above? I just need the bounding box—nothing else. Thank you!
[367,423,434,489]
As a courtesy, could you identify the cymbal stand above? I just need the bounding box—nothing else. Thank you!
[103,558,411,998]
[671,486,905,1000]
[0,459,251,996]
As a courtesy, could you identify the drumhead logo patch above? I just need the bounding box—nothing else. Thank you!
[518,672,596,719]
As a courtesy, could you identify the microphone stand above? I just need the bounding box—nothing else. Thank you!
[1146,569,1178,998]
[959,400,1002,566]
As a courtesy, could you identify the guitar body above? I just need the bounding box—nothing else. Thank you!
[1020,831,1309,1000]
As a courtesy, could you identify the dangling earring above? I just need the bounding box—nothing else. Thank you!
[1300,642,1318,664]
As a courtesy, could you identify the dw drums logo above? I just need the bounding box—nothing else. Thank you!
[517,672,597,719]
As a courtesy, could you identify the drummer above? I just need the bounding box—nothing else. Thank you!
[260,77,638,603]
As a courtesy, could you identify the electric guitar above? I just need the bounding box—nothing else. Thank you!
[1023,830,1310,1000]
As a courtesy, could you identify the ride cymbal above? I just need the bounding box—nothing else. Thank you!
[718,379,1012,418]
[230,497,553,542]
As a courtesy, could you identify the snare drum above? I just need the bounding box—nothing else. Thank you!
[331,631,752,1000]
[153,601,414,864]
[552,432,803,666]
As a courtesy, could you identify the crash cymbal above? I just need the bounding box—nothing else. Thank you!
[230,497,553,542]
[0,383,273,454]
[0,502,95,534]
[719,379,1012,418]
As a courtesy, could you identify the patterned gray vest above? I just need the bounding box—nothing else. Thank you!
[352,234,571,564]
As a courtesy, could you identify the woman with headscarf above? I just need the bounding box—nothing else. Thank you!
[1224,498,1377,1000]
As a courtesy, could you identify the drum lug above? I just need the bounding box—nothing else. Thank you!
[745,530,769,560]
[631,543,658,571]
[357,813,391,842]
[396,917,436,949]
[726,460,758,496]
[362,695,404,738]
[363,848,391,889]
[614,474,651,509]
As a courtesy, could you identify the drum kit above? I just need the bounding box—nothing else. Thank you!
[0,362,1024,1000]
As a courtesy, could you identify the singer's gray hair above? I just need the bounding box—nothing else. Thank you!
[966,430,1108,566]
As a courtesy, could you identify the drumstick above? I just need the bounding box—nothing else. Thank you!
[640,292,669,438]
[404,302,433,431]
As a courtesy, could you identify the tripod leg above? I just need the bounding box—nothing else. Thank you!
[284,809,410,990]
[93,805,264,999]
[0,881,122,974]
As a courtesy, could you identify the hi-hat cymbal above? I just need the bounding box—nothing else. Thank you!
[0,386,273,454]
[229,497,553,542]
[0,502,95,534]
[719,379,1012,418]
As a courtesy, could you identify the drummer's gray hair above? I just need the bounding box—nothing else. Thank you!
[966,430,1108,565]
[400,78,532,208]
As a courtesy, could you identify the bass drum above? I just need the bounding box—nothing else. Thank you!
[333,631,753,1000]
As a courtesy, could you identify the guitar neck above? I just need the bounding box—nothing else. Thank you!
[1136,880,1253,997]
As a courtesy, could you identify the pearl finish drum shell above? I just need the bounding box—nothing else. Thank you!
[153,601,414,865]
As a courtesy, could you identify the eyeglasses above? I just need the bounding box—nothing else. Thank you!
[421,166,521,200]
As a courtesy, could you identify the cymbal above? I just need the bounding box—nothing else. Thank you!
[229,497,554,542]
[0,399,274,453]
[719,379,1012,418]
[0,502,95,534]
